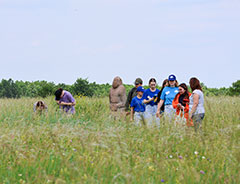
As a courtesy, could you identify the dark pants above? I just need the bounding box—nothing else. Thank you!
[192,113,205,132]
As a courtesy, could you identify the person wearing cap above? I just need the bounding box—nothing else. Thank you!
[125,78,143,114]
[54,88,76,114]
[130,86,146,125]
[143,78,160,126]
[156,74,179,121]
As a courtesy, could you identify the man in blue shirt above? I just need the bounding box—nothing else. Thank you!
[130,86,146,126]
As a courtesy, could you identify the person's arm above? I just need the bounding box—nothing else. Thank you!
[156,99,164,117]
[130,107,134,121]
[189,93,199,119]
[125,89,133,111]
[172,95,179,109]
[143,97,154,104]
[117,86,127,108]
[58,101,75,106]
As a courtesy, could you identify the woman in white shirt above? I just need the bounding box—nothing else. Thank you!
[188,77,205,132]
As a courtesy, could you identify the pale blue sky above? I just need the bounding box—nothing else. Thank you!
[0,0,239,88]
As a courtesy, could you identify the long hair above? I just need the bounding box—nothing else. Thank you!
[156,79,168,103]
[36,101,46,109]
[173,83,189,101]
[161,79,168,89]
[189,77,202,91]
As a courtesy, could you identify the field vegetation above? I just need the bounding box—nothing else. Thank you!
[0,96,239,183]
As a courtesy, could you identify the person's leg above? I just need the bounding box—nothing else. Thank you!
[145,105,153,126]
[153,105,160,127]
[192,113,205,132]
[134,112,142,126]
[164,105,175,122]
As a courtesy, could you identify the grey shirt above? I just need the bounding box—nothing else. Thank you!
[189,89,205,115]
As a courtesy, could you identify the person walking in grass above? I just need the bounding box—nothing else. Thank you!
[156,74,179,121]
[143,78,160,126]
[125,78,143,115]
[130,86,146,126]
[54,88,76,114]
[188,77,205,132]
[172,83,193,127]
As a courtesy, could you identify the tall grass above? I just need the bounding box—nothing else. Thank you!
[0,96,239,183]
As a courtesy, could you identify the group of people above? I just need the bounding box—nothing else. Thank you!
[34,88,76,114]
[109,75,205,131]
[33,75,205,131]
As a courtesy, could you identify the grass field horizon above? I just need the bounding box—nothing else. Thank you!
[0,96,239,184]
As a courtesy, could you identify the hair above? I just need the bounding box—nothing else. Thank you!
[156,79,168,104]
[36,101,43,107]
[36,101,46,110]
[179,83,189,98]
[173,83,189,102]
[189,77,202,91]
[162,79,169,88]
[148,78,156,84]
[54,88,63,100]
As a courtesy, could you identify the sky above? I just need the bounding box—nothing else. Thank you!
[0,0,239,88]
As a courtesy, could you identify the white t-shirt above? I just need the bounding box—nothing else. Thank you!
[189,89,205,115]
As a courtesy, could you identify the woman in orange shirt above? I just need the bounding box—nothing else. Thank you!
[172,83,193,126]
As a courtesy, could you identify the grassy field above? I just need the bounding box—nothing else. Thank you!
[0,96,239,184]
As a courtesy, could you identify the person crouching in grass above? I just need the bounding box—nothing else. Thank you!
[130,86,146,126]
[33,100,48,115]
[54,88,76,114]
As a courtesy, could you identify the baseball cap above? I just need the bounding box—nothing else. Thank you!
[136,86,145,92]
[168,74,176,81]
[134,78,143,85]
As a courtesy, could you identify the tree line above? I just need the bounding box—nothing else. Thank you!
[0,78,239,98]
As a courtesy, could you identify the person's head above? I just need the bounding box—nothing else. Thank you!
[162,79,169,88]
[149,78,157,90]
[134,78,143,88]
[168,74,178,87]
[112,76,123,89]
[178,83,188,95]
[55,88,63,100]
[189,77,202,91]
[36,101,46,111]
[136,86,145,97]
[174,83,190,103]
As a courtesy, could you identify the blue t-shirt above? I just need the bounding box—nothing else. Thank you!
[130,96,145,112]
[160,86,179,105]
[143,88,160,106]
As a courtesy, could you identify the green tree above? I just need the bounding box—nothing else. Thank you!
[229,80,240,96]
[72,78,94,97]
[0,79,20,98]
